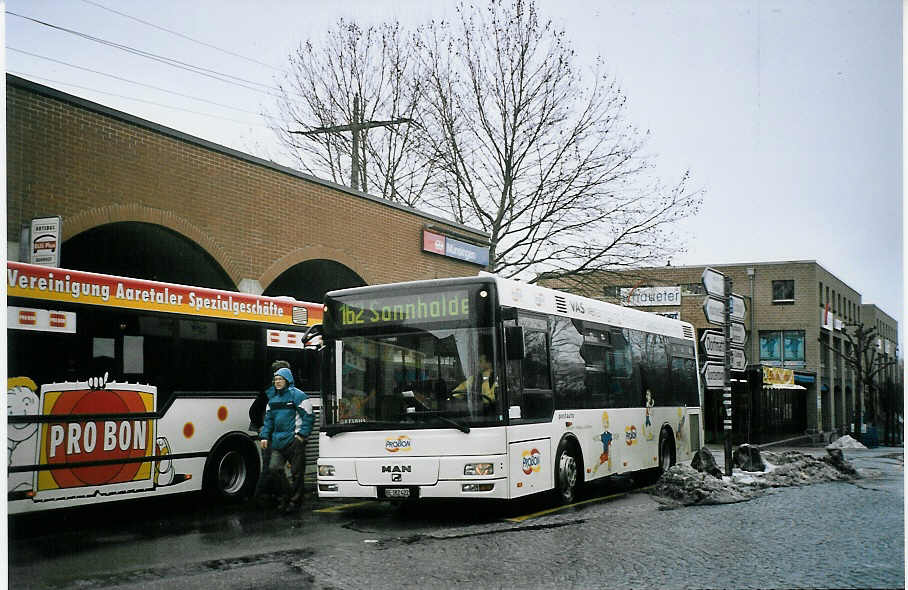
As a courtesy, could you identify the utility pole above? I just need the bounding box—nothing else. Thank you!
[290,94,412,192]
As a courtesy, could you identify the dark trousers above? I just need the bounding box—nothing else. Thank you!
[255,438,306,504]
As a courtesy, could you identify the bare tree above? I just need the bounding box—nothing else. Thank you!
[268,20,434,205]
[821,322,899,441]
[415,0,702,281]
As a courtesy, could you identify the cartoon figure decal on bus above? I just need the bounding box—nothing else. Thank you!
[676,407,687,446]
[8,377,40,497]
[643,390,655,441]
[592,411,613,474]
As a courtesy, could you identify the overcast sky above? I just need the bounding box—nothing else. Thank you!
[4,0,903,344]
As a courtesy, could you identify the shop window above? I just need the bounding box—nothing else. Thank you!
[782,331,805,362]
[759,331,781,363]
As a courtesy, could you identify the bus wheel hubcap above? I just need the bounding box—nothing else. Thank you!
[218,450,247,495]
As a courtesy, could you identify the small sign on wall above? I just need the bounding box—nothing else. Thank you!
[30,216,62,267]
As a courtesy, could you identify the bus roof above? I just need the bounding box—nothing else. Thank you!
[326,273,695,340]
[8,261,322,328]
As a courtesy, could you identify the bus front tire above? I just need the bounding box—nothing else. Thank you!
[555,442,581,505]
[658,430,676,475]
[205,440,259,501]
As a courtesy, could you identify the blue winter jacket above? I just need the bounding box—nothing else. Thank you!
[259,367,314,450]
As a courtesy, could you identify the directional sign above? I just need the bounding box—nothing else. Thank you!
[703,297,726,325]
[700,361,725,389]
[701,267,726,298]
[729,321,747,346]
[700,330,726,359]
[729,294,747,322]
[729,348,747,371]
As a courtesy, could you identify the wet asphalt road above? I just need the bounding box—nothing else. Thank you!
[7,446,904,589]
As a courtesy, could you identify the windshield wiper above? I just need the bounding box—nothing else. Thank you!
[323,421,401,437]
[408,410,470,433]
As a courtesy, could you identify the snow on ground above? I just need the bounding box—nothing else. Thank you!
[826,435,868,449]
[650,449,860,509]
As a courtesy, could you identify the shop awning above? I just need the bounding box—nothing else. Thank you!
[764,383,807,390]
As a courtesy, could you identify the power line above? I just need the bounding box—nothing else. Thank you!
[77,0,282,71]
[6,10,282,98]
[8,47,262,116]
[8,71,270,128]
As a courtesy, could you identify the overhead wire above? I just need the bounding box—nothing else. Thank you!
[7,47,264,116]
[77,0,283,71]
[6,11,285,99]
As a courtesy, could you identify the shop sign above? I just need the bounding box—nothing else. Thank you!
[30,216,62,267]
[620,286,681,307]
[762,366,795,386]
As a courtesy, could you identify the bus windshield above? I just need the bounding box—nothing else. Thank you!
[325,326,504,432]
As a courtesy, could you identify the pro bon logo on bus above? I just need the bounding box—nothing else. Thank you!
[385,435,413,453]
[521,448,541,475]
[25,382,160,501]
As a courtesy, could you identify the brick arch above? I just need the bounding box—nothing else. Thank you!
[62,203,241,287]
[259,245,374,289]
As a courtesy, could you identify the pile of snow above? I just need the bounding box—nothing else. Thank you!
[652,465,754,508]
[827,435,867,449]
[651,449,859,509]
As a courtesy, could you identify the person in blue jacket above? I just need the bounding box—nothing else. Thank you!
[255,367,314,512]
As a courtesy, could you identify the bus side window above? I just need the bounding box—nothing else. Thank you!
[507,318,553,421]
[551,317,591,409]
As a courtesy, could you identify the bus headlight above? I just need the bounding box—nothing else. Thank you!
[464,462,494,476]
[318,465,335,477]
[462,483,494,492]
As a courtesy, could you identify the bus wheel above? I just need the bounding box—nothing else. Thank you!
[555,442,580,504]
[658,430,676,475]
[206,441,258,500]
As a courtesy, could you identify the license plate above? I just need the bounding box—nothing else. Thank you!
[384,487,410,498]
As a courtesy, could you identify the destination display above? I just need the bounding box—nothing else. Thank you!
[334,289,474,328]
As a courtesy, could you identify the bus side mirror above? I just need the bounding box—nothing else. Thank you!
[505,326,525,360]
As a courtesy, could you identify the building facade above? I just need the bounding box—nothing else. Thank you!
[7,74,489,301]
[541,261,901,444]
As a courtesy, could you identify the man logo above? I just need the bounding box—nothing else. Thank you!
[391,473,402,482]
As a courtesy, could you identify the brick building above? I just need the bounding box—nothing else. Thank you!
[6,74,489,299]
[541,261,901,445]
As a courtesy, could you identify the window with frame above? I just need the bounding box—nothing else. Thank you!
[760,330,805,364]
[772,280,795,303]
[759,331,781,362]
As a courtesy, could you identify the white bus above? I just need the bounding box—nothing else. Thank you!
[316,274,703,504]
[7,262,322,514]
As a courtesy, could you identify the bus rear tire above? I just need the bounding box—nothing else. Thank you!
[555,441,581,505]
[205,439,259,501]
[658,429,676,475]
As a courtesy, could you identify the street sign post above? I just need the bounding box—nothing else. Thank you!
[703,297,726,325]
[729,293,746,322]
[729,322,747,346]
[700,361,726,389]
[699,267,741,477]
[701,267,726,298]
[700,330,726,359]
